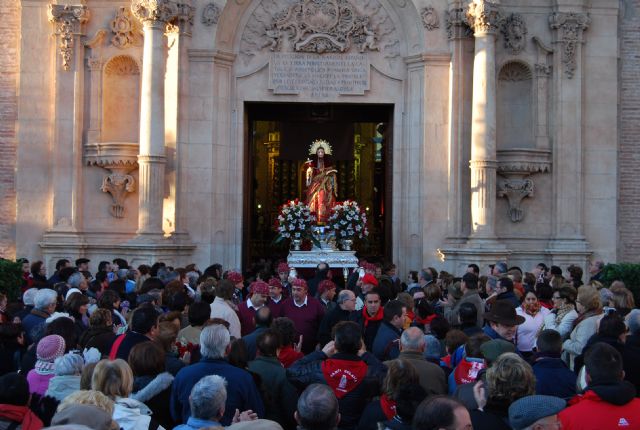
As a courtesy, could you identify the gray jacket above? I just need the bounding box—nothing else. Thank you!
[444,290,485,327]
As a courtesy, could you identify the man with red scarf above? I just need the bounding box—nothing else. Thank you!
[287,321,385,430]
[351,289,384,351]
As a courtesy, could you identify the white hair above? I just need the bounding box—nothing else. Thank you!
[400,327,426,351]
[189,375,227,420]
[54,352,85,376]
[199,324,230,359]
[34,288,58,310]
[67,272,85,289]
[23,288,38,306]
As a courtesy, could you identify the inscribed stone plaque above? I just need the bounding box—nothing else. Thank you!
[268,53,370,98]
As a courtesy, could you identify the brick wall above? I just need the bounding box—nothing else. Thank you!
[0,0,19,258]
[619,0,640,262]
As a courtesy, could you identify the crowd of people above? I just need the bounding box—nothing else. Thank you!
[1,256,639,430]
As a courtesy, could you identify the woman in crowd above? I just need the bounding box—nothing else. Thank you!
[0,323,26,376]
[79,309,116,357]
[27,334,66,396]
[64,292,90,341]
[91,358,165,430]
[129,342,175,430]
[177,301,210,345]
[30,261,48,288]
[272,317,303,368]
[562,285,603,370]
[45,352,84,402]
[155,321,186,376]
[609,283,635,316]
[541,285,578,340]
[98,290,127,329]
[516,290,550,360]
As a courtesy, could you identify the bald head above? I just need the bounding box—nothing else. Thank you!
[400,327,426,352]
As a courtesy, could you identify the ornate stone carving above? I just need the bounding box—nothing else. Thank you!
[47,4,90,71]
[497,178,533,222]
[101,172,135,218]
[421,6,439,31]
[549,12,590,79]
[535,63,552,77]
[498,62,531,81]
[496,149,552,175]
[88,57,102,71]
[104,55,140,75]
[501,13,526,55]
[465,0,501,36]
[445,7,472,40]
[111,6,142,48]
[131,0,177,24]
[202,3,220,26]
[171,1,195,34]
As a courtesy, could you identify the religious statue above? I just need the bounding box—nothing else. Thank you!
[305,139,338,224]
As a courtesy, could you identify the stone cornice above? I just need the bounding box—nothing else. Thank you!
[466,0,502,36]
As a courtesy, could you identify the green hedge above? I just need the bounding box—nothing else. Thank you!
[0,259,23,301]
[601,263,640,306]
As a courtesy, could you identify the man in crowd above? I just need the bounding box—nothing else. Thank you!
[351,289,384,351]
[372,299,406,360]
[355,273,379,311]
[241,306,272,361]
[237,281,269,337]
[509,395,566,430]
[280,278,325,354]
[22,288,58,343]
[483,300,525,346]
[267,277,285,317]
[276,262,292,297]
[532,329,576,399]
[295,384,340,430]
[588,260,605,282]
[413,396,472,430]
[444,272,484,327]
[171,324,264,425]
[318,280,337,311]
[318,289,356,347]
[494,277,520,309]
[109,305,159,360]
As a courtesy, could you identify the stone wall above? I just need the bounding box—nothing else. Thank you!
[0,0,19,258]
[619,0,640,262]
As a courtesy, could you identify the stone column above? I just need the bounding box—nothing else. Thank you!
[465,0,501,241]
[131,0,176,238]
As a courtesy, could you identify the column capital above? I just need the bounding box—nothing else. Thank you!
[445,6,472,40]
[549,11,590,78]
[131,0,177,25]
[47,3,90,71]
[170,1,195,35]
[466,0,502,36]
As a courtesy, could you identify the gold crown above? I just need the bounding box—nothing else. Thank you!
[308,139,333,156]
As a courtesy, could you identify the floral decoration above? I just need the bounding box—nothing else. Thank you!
[274,199,316,243]
[328,200,369,240]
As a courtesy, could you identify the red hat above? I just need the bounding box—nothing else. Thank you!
[318,279,336,294]
[227,271,243,284]
[277,262,290,273]
[268,277,283,289]
[362,274,378,287]
[292,278,308,289]
[250,280,270,296]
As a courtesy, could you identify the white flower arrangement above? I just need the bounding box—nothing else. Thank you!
[328,200,369,240]
[274,199,316,243]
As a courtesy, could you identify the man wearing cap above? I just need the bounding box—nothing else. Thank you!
[280,278,325,354]
[276,262,292,297]
[75,257,91,274]
[355,273,378,311]
[308,263,330,298]
[226,271,245,308]
[483,300,525,347]
[318,280,337,312]
[266,277,286,317]
[237,281,269,337]
[443,272,484,327]
[318,289,356,347]
[351,289,384,352]
[509,395,565,430]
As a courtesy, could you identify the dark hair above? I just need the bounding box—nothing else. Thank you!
[365,288,381,300]
[98,261,110,272]
[585,342,624,384]
[536,283,553,301]
[557,285,577,304]
[188,302,211,327]
[498,276,514,292]
[94,270,108,285]
[203,264,223,280]
[131,305,160,335]
[383,300,405,323]
[333,321,362,355]
[255,306,273,328]
[467,264,480,275]
[108,280,126,299]
[139,277,165,294]
[459,302,478,324]
[0,373,30,406]
[215,279,235,301]
[465,333,490,358]
[272,317,297,347]
[45,317,78,352]
[550,265,563,276]
[598,313,627,339]
[394,383,427,423]
[0,323,23,343]
[462,272,479,289]
[128,341,165,376]
[445,329,469,354]
[256,329,280,357]
[429,316,450,340]
[413,395,465,430]
[98,289,120,311]
[113,258,129,270]
[80,362,97,390]
[536,329,562,355]
[64,292,89,315]
[415,298,435,319]
[30,261,44,276]
[56,259,70,271]
[228,339,248,369]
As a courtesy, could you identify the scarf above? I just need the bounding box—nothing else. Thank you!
[555,303,575,326]
[362,307,383,328]
[379,394,397,420]
[524,302,541,316]
[573,309,601,329]
[0,405,44,430]
[34,360,56,375]
[414,313,437,326]
[321,358,368,399]
[453,358,486,385]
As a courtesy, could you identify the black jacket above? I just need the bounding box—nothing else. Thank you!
[318,307,353,347]
[623,334,640,395]
[287,351,386,430]
[79,326,117,357]
[131,373,175,430]
[350,311,383,352]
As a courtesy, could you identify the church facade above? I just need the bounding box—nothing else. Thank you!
[0,0,633,275]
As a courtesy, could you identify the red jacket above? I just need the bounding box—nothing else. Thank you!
[559,382,640,430]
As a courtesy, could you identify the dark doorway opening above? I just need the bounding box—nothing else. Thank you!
[244,102,393,267]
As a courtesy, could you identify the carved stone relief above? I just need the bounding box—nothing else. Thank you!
[445,7,472,40]
[501,13,526,55]
[104,55,140,75]
[239,0,401,68]
[549,12,590,79]
[497,178,533,222]
[465,0,501,36]
[102,172,136,218]
[47,4,90,71]
[131,0,177,24]
[498,61,531,81]
[420,6,439,31]
[202,3,221,26]
[111,7,142,48]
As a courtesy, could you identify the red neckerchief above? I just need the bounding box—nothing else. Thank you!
[454,358,486,385]
[278,345,304,368]
[362,306,383,328]
[321,358,368,399]
[406,310,415,322]
[379,394,397,420]
[414,314,437,326]
[0,405,44,430]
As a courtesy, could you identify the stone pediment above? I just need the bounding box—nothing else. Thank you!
[239,0,403,77]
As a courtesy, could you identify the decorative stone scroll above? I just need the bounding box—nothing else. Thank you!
[47,4,90,71]
[269,52,369,97]
[549,12,590,79]
[111,7,142,48]
[465,0,501,36]
[421,6,439,31]
[131,0,177,23]
[202,3,220,26]
[501,13,526,55]
[497,178,533,222]
[102,172,136,218]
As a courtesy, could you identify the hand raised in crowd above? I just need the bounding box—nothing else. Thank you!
[232,408,258,423]
[322,340,336,357]
[294,334,304,353]
[357,339,367,357]
[473,380,487,412]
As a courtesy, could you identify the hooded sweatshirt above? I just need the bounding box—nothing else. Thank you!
[559,380,640,430]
